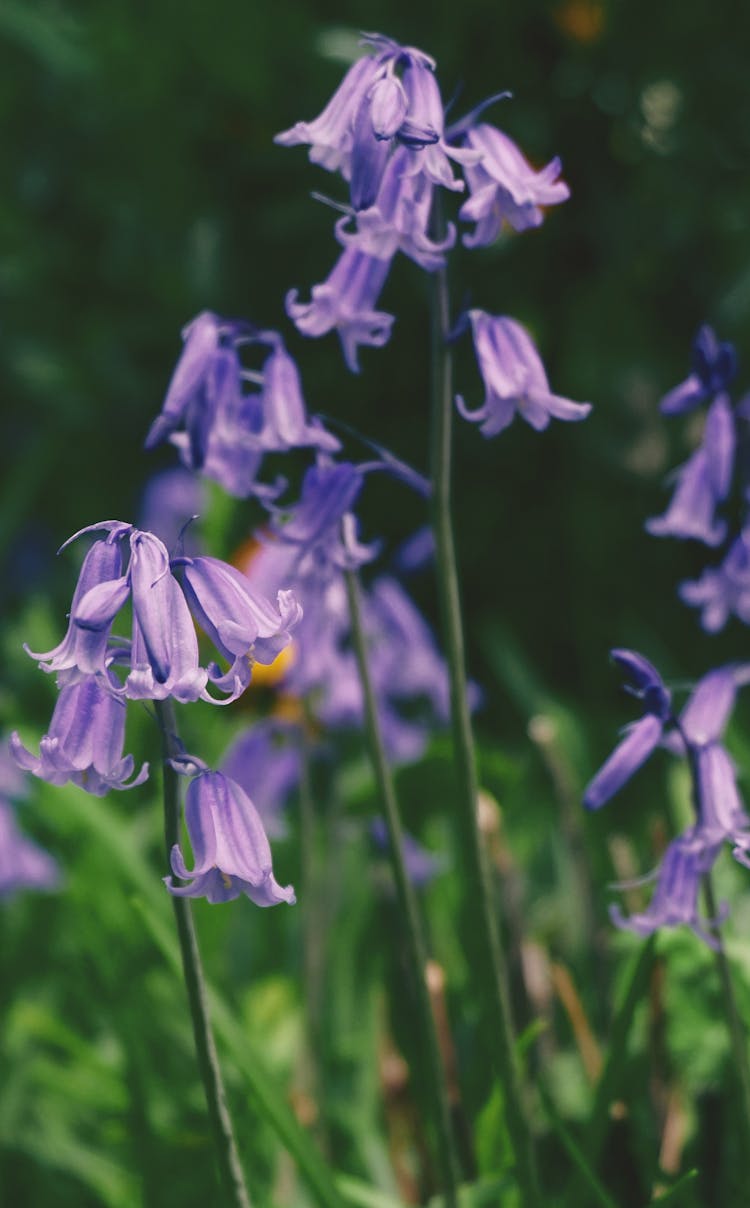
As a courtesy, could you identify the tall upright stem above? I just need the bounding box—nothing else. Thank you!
[429,266,540,1205]
[684,740,750,1149]
[343,568,462,1208]
[702,874,750,1147]
[155,699,252,1208]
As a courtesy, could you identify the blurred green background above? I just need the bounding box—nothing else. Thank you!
[3,3,750,1205]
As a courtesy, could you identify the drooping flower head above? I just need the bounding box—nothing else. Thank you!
[146,314,338,497]
[660,324,738,416]
[268,459,379,580]
[335,145,456,271]
[286,247,394,373]
[456,122,570,246]
[165,766,295,907]
[609,830,726,949]
[583,650,671,812]
[26,523,301,705]
[646,393,735,546]
[585,652,750,946]
[12,672,149,796]
[679,529,750,632]
[456,312,592,437]
[275,33,467,206]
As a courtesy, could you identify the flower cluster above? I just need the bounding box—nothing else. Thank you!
[146,313,339,498]
[15,523,300,805]
[242,456,458,765]
[584,650,750,946]
[277,32,575,391]
[647,324,750,627]
[15,31,584,918]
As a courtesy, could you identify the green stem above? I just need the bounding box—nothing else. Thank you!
[343,568,462,1208]
[702,873,750,1147]
[429,266,540,1205]
[298,714,328,1149]
[155,699,252,1208]
[683,741,750,1151]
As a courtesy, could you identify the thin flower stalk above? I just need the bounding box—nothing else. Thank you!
[686,743,750,1150]
[155,699,252,1208]
[429,261,540,1205]
[343,567,462,1208]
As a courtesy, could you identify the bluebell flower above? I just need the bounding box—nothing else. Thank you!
[392,54,471,193]
[457,123,570,246]
[269,459,379,577]
[456,312,592,436]
[11,672,149,795]
[646,394,734,545]
[27,523,301,706]
[25,521,131,683]
[164,769,295,906]
[220,719,302,840]
[336,146,456,271]
[609,830,726,949]
[286,247,394,372]
[173,554,302,696]
[0,798,60,898]
[146,311,250,462]
[660,325,738,416]
[276,34,467,206]
[586,654,750,945]
[583,650,671,811]
[147,315,337,498]
[275,53,388,176]
[680,530,750,632]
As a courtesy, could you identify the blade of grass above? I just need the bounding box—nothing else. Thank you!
[538,1085,618,1208]
[649,1168,698,1205]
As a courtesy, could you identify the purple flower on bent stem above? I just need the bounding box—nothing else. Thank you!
[457,123,570,246]
[610,829,726,949]
[336,145,456,271]
[146,314,338,499]
[268,459,379,579]
[275,34,467,206]
[286,247,394,373]
[456,312,591,436]
[11,672,149,796]
[660,325,738,416]
[275,53,388,176]
[173,554,302,696]
[680,530,750,632]
[27,523,301,706]
[145,311,250,463]
[25,522,130,683]
[583,650,671,811]
[646,394,734,546]
[585,653,750,945]
[165,768,295,906]
[0,798,60,898]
